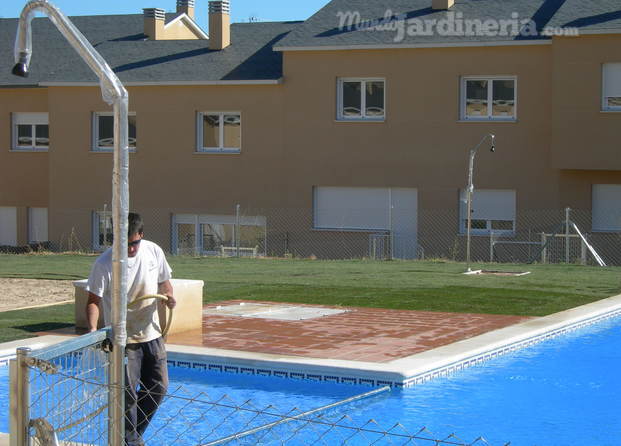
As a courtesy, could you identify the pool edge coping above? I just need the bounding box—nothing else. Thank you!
[1,293,620,387]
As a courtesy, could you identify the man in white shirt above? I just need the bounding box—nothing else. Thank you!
[86,212,176,446]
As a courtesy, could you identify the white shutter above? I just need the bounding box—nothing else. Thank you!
[592,184,621,231]
[314,187,390,230]
[28,207,48,242]
[603,63,621,98]
[460,189,516,221]
[0,207,17,246]
[197,214,266,226]
[13,112,48,125]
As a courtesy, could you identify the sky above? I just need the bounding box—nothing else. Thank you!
[0,1,331,28]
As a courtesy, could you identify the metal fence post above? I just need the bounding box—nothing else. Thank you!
[235,204,241,258]
[10,347,31,446]
[565,207,571,263]
[541,233,547,264]
[489,231,494,262]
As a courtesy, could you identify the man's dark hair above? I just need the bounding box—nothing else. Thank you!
[128,212,144,237]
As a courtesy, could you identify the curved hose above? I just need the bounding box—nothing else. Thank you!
[128,294,173,338]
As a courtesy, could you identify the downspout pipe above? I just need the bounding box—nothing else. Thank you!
[13,2,129,445]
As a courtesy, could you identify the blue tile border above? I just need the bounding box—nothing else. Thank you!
[162,306,621,389]
[400,307,621,388]
[2,304,620,390]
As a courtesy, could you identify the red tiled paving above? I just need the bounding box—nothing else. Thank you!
[166,300,533,363]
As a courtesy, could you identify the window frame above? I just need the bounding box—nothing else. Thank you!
[196,111,242,153]
[92,112,137,152]
[336,78,386,122]
[11,112,50,151]
[459,189,517,236]
[460,76,518,121]
[602,63,621,112]
[92,210,113,251]
[172,213,266,255]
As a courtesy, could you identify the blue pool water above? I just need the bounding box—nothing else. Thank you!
[2,314,620,445]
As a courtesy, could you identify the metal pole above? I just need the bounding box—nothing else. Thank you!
[13,3,129,445]
[235,204,241,258]
[10,347,31,446]
[464,134,495,272]
[110,97,129,446]
[103,204,108,248]
[388,189,394,260]
[564,209,569,263]
[466,169,473,271]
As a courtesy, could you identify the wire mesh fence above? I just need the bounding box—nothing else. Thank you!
[10,333,509,446]
[10,330,111,446]
[14,205,621,265]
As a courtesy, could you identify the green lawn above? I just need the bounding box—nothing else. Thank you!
[0,253,619,342]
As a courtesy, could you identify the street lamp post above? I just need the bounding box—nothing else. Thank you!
[465,134,495,272]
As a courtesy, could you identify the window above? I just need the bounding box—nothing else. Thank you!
[602,63,621,111]
[461,77,516,120]
[592,184,621,232]
[459,189,516,235]
[197,112,241,153]
[12,113,49,151]
[337,78,385,121]
[173,214,265,256]
[92,112,137,151]
[92,210,113,251]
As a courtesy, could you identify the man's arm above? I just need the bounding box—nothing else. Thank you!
[158,280,176,309]
[86,292,102,332]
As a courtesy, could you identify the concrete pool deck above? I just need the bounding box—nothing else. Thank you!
[3,293,621,387]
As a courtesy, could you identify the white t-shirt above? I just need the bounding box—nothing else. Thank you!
[87,239,172,344]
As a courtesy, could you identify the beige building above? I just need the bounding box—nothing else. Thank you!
[1,0,620,264]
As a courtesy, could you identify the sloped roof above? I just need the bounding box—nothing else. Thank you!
[0,13,301,86]
[274,0,621,50]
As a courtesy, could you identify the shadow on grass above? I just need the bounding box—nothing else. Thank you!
[12,322,74,333]
[0,303,75,342]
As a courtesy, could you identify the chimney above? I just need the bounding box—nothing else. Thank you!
[177,0,195,20]
[208,1,231,50]
[432,0,455,9]
[144,8,165,40]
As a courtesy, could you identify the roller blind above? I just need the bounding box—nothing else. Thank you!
[28,207,48,242]
[460,189,516,221]
[0,207,17,246]
[603,63,621,98]
[314,187,390,230]
[592,184,621,231]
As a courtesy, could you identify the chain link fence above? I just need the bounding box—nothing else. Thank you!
[17,205,621,265]
[10,332,509,446]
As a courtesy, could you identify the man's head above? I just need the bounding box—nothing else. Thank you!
[128,212,144,257]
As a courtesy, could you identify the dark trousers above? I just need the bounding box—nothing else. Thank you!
[124,337,169,446]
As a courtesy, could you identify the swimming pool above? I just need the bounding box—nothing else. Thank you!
[2,314,620,445]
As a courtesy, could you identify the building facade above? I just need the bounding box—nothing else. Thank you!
[1,0,620,263]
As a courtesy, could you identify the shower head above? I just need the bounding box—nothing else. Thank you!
[12,62,29,78]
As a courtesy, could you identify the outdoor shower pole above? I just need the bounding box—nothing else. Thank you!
[13,2,129,445]
[465,134,495,272]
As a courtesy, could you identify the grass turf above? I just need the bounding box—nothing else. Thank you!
[0,304,75,344]
[0,254,619,342]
